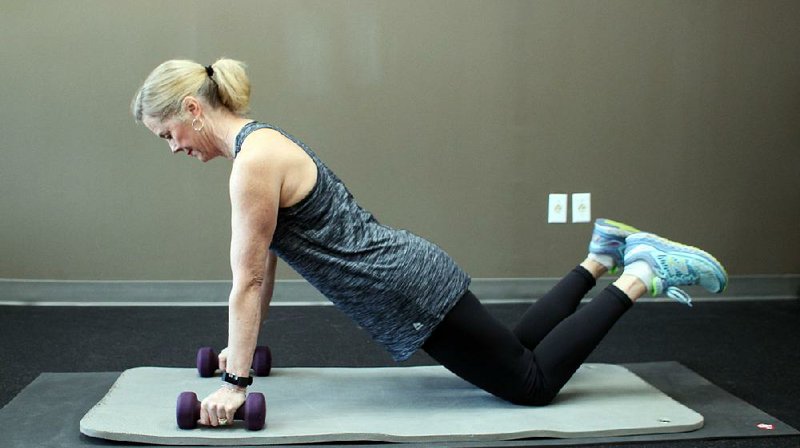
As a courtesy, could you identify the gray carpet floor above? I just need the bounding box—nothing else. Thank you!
[1,298,798,447]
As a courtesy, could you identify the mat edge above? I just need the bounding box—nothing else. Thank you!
[78,364,706,445]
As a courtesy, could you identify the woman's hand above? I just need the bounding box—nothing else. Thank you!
[218,347,230,373]
[199,385,246,426]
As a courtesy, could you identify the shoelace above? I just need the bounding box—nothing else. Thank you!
[655,253,696,307]
[665,287,692,307]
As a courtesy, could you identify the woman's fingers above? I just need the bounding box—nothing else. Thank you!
[218,347,229,372]
[199,386,246,427]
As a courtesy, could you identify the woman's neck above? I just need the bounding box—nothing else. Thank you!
[207,113,254,160]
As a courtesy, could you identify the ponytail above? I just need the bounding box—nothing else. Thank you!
[207,58,250,117]
[131,57,251,122]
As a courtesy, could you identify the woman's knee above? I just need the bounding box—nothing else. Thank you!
[504,386,558,407]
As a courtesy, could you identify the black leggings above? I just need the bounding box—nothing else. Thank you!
[422,266,632,406]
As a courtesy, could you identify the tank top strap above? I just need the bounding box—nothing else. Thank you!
[234,121,270,158]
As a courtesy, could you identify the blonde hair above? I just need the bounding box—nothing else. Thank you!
[131,58,250,122]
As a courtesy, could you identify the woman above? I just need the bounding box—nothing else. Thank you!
[131,58,728,428]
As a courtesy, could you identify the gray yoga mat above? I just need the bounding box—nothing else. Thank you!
[0,362,796,447]
[79,364,701,445]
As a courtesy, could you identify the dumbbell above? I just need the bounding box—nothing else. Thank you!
[176,391,266,430]
[196,346,272,377]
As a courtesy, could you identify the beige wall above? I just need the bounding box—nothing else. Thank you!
[1,0,798,280]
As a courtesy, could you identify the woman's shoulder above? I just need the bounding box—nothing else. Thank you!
[235,127,301,167]
[232,127,319,207]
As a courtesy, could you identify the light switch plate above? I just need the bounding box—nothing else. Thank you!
[572,193,591,223]
[548,194,568,223]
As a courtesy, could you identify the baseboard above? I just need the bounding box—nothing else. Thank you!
[0,275,797,306]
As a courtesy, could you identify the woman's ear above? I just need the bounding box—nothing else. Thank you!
[182,96,202,117]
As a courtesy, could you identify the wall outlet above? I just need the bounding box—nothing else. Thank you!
[572,193,591,223]
[548,194,568,223]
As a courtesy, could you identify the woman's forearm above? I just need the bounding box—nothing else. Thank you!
[226,286,262,378]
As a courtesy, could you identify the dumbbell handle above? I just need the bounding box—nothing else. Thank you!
[177,391,266,430]
[188,397,247,421]
[197,346,272,377]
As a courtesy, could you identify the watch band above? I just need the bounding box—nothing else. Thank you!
[221,371,253,387]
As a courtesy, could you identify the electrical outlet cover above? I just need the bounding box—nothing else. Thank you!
[548,194,568,223]
[572,193,591,223]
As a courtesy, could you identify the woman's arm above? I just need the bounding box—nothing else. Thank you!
[225,147,283,378]
[200,137,287,427]
[200,142,283,426]
[218,231,277,374]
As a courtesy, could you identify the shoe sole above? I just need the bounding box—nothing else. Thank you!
[626,233,729,293]
[594,218,640,238]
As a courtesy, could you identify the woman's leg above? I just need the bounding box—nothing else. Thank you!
[423,284,636,405]
[512,261,601,350]
[424,229,726,406]
[424,291,537,403]
[512,218,640,350]
[525,282,634,403]
[422,219,642,404]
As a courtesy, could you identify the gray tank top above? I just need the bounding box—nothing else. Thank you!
[234,121,471,361]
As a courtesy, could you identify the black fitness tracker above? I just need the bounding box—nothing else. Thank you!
[221,371,253,387]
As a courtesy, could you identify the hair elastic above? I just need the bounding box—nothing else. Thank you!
[205,65,214,77]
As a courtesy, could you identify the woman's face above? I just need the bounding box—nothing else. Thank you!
[143,115,212,162]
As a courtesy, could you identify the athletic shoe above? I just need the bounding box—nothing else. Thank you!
[588,218,641,273]
[624,232,728,306]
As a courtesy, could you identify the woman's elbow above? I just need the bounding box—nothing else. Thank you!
[231,274,265,297]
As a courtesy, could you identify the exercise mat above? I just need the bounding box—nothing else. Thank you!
[79,364,702,445]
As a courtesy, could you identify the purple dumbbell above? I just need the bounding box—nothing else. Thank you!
[176,391,267,430]
[196,346,272,377]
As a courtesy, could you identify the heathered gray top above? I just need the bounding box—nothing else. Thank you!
[234,122,471,361]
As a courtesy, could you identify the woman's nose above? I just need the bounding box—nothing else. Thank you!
[169,141,180,154]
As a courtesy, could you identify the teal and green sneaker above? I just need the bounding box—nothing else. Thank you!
[589,218,641,274]
[624,232,728,306]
